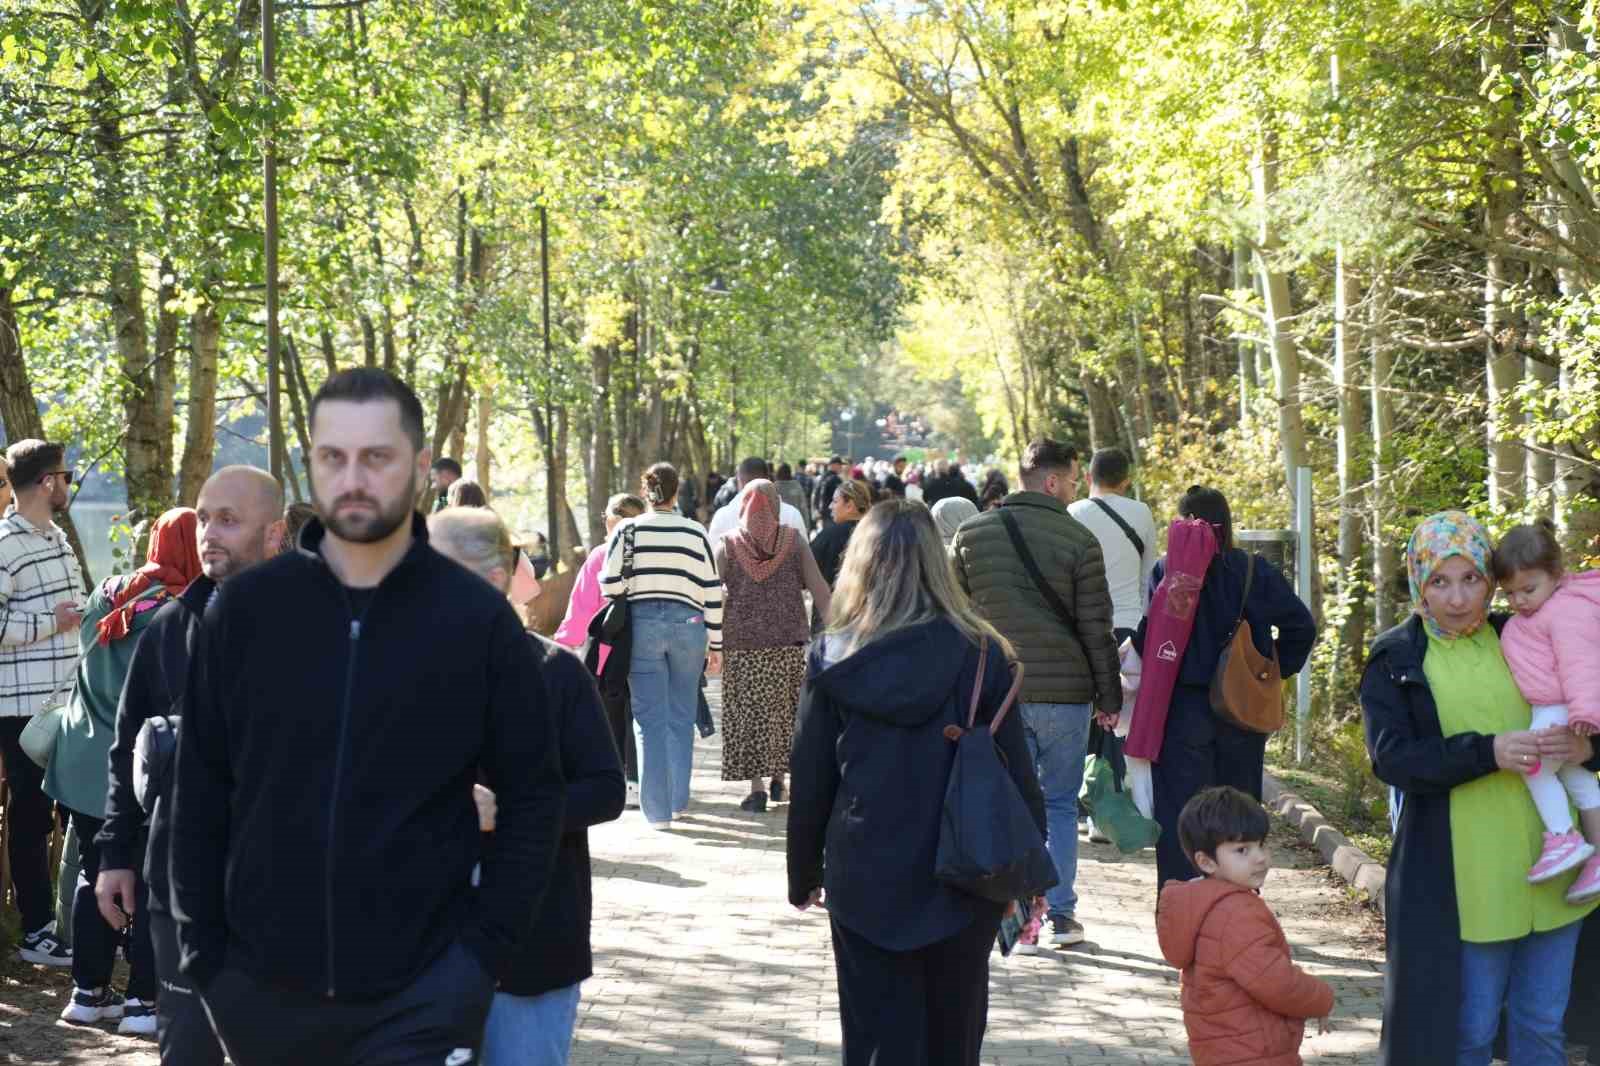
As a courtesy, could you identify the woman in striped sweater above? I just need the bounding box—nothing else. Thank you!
[603,462,723,827]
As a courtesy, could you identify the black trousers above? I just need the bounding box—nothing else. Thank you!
[829,913,1002,1066]
[66,810,156,998]
[149,909,224,1066]
[201,940,495,1066]
[1152,686,1268,890]
[600,685,638,782]
[0,717,57,933]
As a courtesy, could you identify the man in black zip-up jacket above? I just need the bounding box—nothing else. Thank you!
[170,370,565,1066]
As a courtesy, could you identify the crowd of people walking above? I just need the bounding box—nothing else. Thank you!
[6,383,1600,1066]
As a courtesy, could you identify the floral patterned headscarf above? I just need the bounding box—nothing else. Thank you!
[1406,510,1494,640]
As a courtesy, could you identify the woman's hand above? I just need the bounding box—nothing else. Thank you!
[706,650,723,676]
[473,784,497,832]
[1493,730,1544,773]
[1535,726,1596,765]
[796,887,824,912]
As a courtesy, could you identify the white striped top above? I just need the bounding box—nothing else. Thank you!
[601,510,724,650]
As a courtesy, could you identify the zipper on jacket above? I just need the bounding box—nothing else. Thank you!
[326,606,367,998]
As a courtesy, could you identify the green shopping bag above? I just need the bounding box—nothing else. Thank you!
[1080,729,1161,854]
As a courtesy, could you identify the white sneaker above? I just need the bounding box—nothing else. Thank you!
[625,782,640,809]
[1087,818,1110,845]
[61,986,125,1025]
[18,923,72,967]
[117,997,157,1035]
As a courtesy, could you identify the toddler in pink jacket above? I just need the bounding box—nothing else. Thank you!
[1494,520,1600,902]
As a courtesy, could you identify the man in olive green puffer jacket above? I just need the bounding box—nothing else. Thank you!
[950,438,1121,947]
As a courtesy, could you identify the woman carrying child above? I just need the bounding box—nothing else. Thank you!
[1362,511,1600,1066]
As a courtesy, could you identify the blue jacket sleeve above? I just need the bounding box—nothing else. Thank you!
[466,607,566,979]
[786,653,841,907]
[98,623,162,872]
[546,650,624,832]
[1252,559,1317,676]
[1360,651,1498,794]
[170,597,233,987]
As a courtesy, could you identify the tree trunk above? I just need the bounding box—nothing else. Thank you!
[154,259,178,496]
[1080,371,1117,452]
[1252,123,1308,505]
[1335,244,1367,661]
[1483,19,1527,513]
[1369,278,1400,631]
[587,343,615,548]
[474,385,492,497]
[1233,240,1257,424]
[557,405,581,561]
[178,302,221,505]
[283,334,315,491]
[0,287,93,581]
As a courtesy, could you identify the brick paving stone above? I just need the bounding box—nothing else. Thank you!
[573,681,1385,1065]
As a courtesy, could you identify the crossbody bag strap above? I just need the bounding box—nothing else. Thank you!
[1090,497,1145,557]
[999,509,1081,646]
[967,637,988,728]
[1225,552,1256,641]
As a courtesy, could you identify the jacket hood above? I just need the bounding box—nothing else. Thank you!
[1157,877,1255,970]
[812,618,977,727]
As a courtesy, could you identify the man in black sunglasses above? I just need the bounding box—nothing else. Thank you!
[0,439,85,968]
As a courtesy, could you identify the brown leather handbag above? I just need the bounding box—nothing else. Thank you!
[1209,553,1285,734]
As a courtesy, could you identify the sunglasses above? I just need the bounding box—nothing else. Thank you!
[45,470,73,485]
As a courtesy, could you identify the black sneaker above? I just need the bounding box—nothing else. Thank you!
[60,986,125,1025]
[1049,915,1085,947]
[18,923,71,967]
[769,778,787,803]
[117,997,157,1036]
[740,791,768,813]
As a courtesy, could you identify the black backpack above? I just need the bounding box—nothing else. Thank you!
[934,640,1059,903]
[133,715,180,815]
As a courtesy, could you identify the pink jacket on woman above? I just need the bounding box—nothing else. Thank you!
[554,543,611,673]
[1501,570,1600,728]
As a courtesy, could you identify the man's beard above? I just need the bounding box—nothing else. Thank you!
[202,534,269,581]
[315,475,416,545]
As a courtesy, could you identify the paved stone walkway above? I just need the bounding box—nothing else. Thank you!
[0,683,1386,1064]
[574,683,1384,1065]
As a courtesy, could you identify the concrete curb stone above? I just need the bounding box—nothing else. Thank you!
[1263,771,1387,918]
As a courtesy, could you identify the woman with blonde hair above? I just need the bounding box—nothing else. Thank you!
[787,499,1045,1066]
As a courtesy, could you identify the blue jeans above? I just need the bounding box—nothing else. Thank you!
[1021,702,1090,921]
[628,600,707,825]
[481,983,582,1066]
[1458,921,1583,1066]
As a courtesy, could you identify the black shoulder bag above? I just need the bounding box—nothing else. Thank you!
[999,510,1083,644]
[590,523,637,645]
[1090,497,1145,557]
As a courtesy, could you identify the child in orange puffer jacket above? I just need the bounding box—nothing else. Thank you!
[1157,787,1333,1066]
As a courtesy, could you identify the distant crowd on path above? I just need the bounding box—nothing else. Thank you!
[7,401,1600,1066]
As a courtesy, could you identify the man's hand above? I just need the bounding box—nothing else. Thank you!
[1094,710,1120,732]
[796,887,824,911]
[473,784,497,832]
[96,869,136,930]
[54,600,83,633]
[706,650,724,676]
[1316,1016,1331,1036]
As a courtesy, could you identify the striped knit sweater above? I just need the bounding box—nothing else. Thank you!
[601,510,724,650]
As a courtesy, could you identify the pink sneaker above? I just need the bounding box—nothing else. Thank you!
[1529,830,1595,883]
[1567,855,1600,904]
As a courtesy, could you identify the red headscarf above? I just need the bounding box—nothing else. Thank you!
[727,480,795,582]
[96,507,202,645]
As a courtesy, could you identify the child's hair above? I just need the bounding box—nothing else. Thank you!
[1491,519,1563,582]
[1178,786,1271,863]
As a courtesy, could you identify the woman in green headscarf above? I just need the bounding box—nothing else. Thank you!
[1362,510,1600,1066]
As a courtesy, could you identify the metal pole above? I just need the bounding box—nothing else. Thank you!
[540,204,558,560]
[1294,465,1314,764]
[262,0,283,484]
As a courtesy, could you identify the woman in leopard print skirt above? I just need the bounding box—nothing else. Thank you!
[714,480,833,811]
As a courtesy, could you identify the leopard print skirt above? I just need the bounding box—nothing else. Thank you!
[720,645,806,781]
